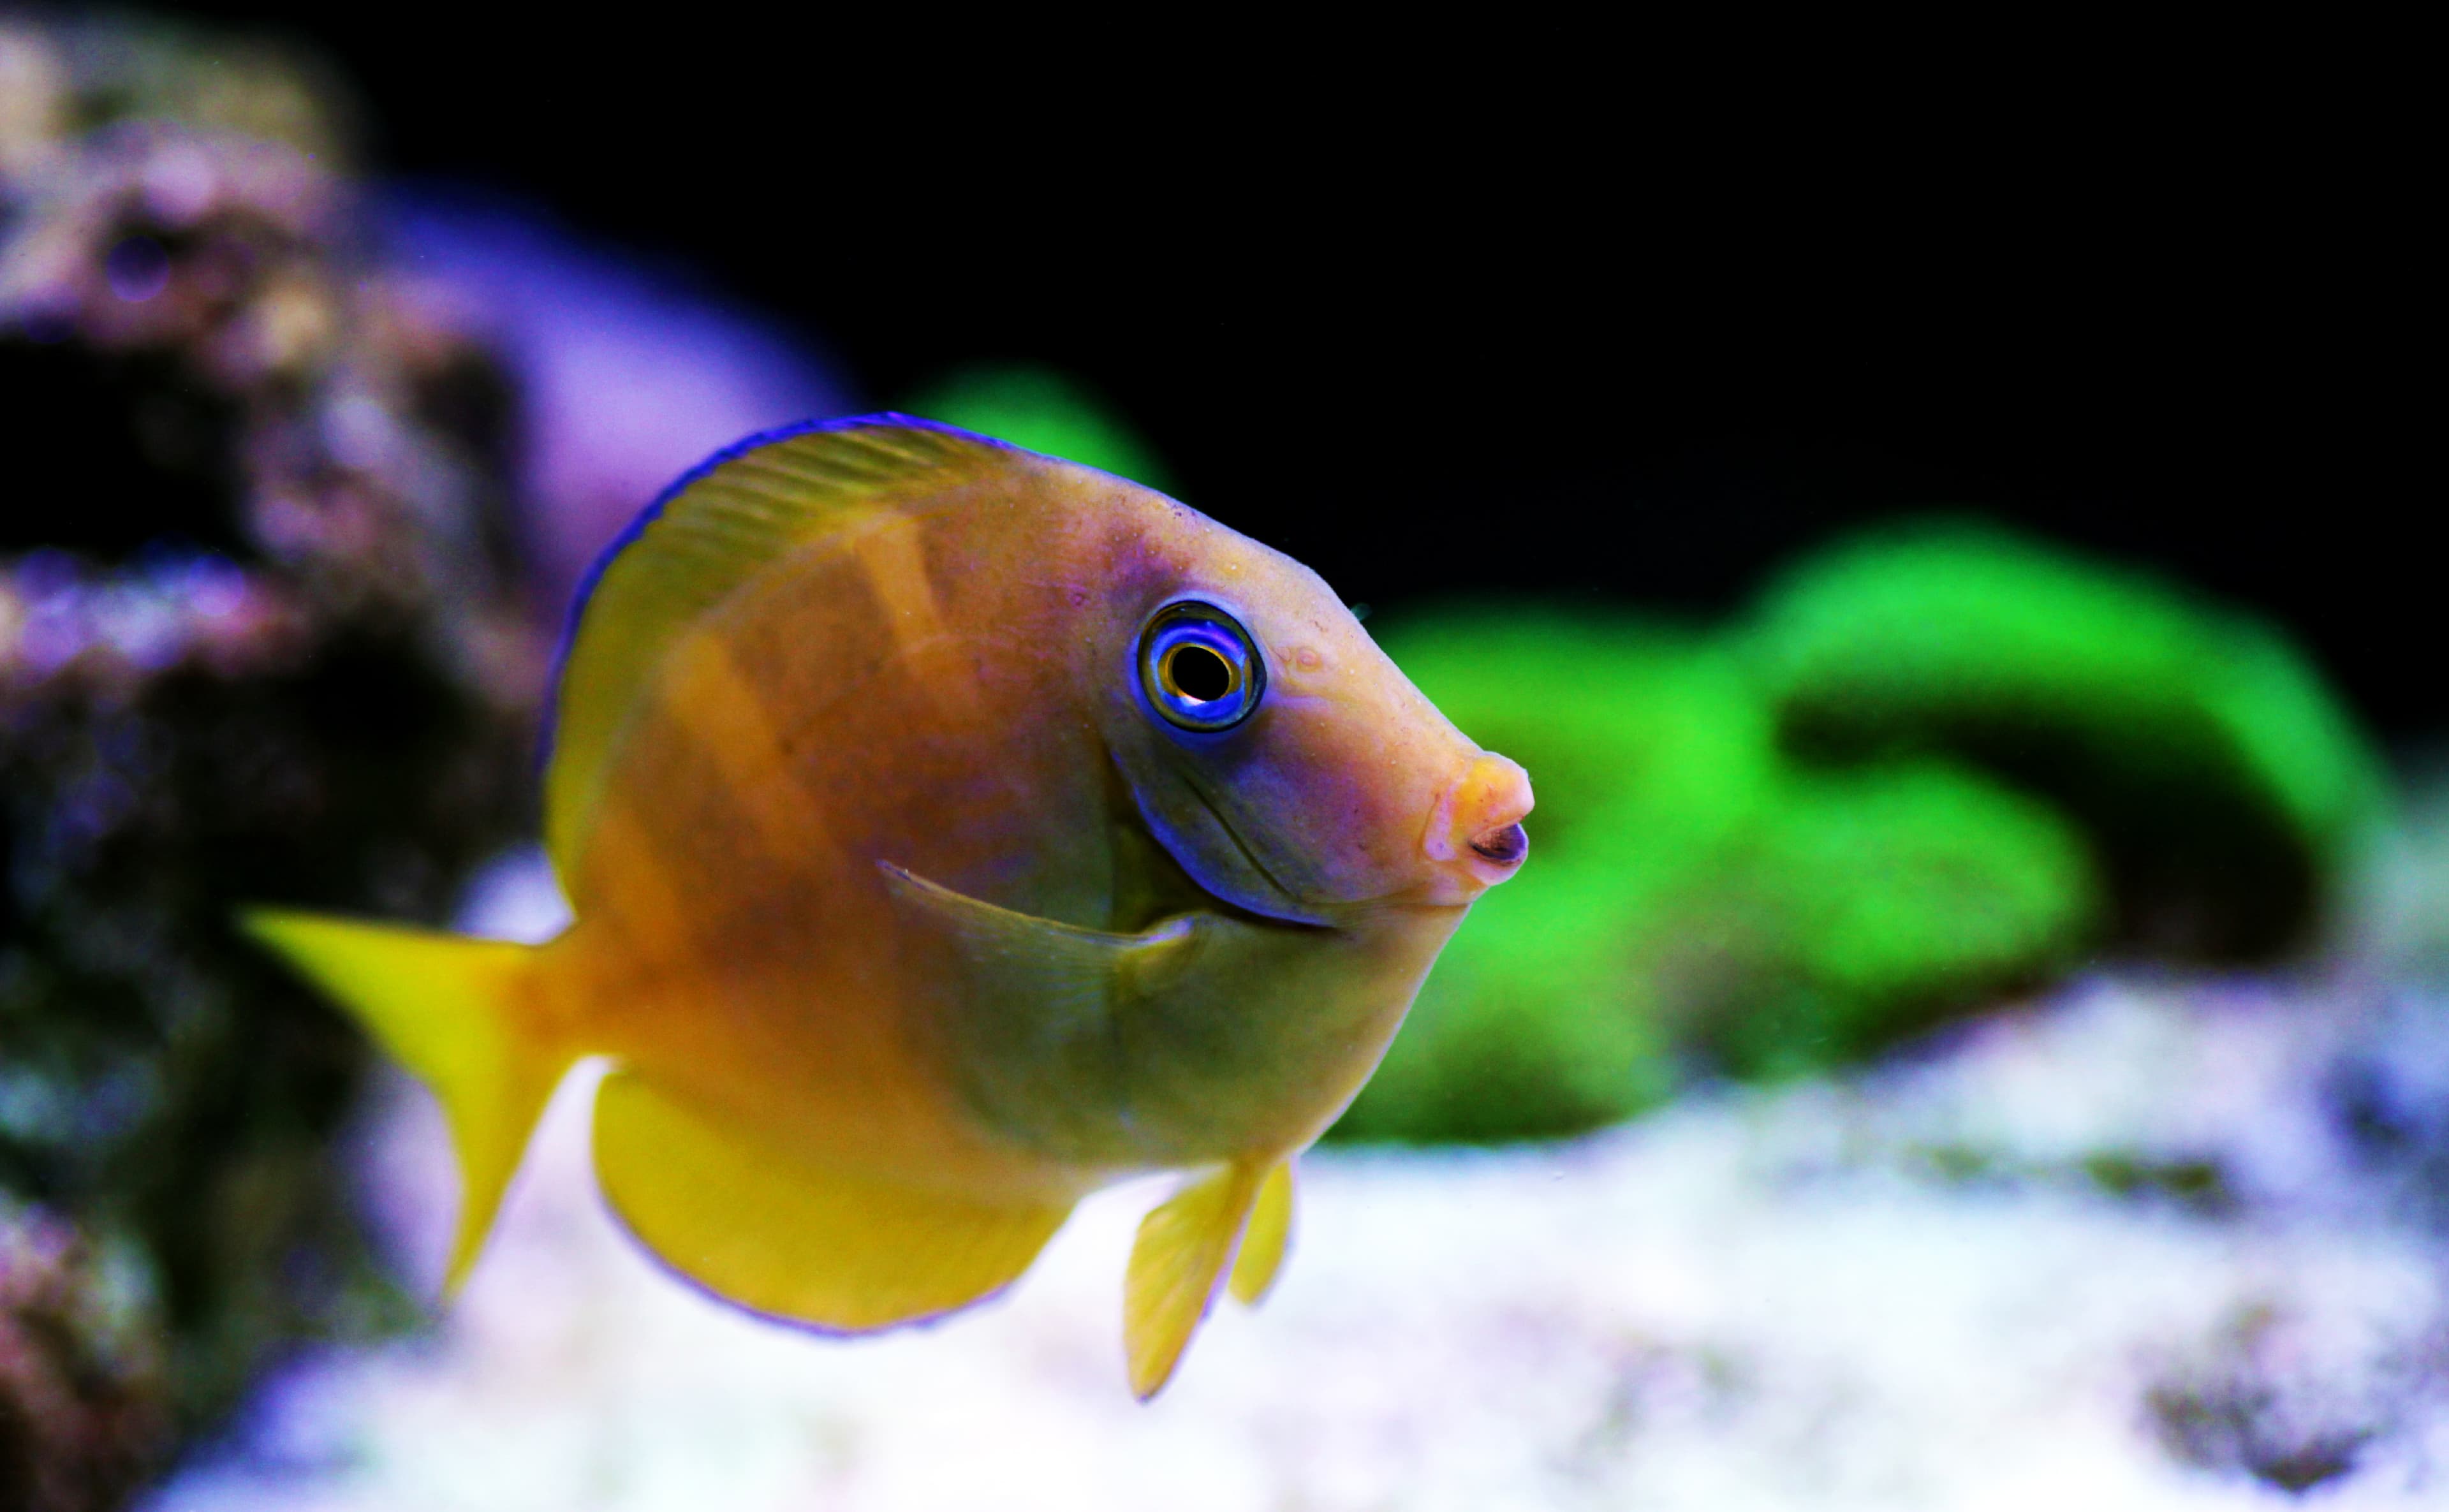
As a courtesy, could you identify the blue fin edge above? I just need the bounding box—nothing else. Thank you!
[534,411,1020,777]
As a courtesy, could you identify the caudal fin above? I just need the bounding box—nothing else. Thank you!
[241,908,565,1290]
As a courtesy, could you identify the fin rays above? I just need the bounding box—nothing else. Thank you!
[545,416,1020,881]
[1124,1160,1294,1399]
[1228,1161,1295,1305]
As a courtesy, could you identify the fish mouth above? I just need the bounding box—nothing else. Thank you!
[1469,821,1529,867]
[1420,752,1534,899]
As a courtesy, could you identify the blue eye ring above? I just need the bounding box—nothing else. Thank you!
[1138,601,1265,733]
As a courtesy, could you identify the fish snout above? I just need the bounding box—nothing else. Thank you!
[1421,752,1534,895]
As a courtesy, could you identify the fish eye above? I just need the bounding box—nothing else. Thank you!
[1138,601,1265,733]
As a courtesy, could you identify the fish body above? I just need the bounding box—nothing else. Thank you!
[247,416,1531,1395]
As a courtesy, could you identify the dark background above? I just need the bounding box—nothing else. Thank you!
[158,10,2434,738]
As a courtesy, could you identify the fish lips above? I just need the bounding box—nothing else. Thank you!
[1420,754,1534,897]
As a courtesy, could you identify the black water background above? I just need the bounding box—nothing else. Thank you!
[54,13,2434,738]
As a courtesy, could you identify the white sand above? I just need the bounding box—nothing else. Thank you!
[149,855,2449,1510]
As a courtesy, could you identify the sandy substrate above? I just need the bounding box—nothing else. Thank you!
[147,856,2449,1511]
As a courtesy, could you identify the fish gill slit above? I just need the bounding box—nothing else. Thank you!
[1180,770,1306,910]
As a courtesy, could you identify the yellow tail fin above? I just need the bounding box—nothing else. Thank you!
[240,909,564,1291]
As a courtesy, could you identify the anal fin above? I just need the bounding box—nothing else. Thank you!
[592,1072,1069,1332]
[1125,1163,1269,1399]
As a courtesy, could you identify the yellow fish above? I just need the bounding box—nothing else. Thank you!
[245,416,1533,1397]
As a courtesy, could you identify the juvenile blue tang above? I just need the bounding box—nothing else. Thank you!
[247,416,1533,1396]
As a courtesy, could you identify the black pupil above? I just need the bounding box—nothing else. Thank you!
[1169,643,1234,702]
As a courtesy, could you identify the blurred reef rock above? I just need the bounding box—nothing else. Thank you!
[378,190,853,616]
[1,15,543,1500]
[1,1200,163,1512]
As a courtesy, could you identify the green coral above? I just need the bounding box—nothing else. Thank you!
[904,365,1172,490]
[1652,763,2098,1080]
[1335,525,2380,1145]
[1334,615,1747,1141]
[1751,524,2385,958]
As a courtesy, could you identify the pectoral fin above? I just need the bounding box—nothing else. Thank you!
[879,860,1223,1157]
[592,1071,1069,1332]
[1227,1160,1294,1305]
[1125,1162,1270,1399]
[879,860,1202,994]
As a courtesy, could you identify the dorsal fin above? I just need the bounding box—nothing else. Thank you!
[541,414,1022,879]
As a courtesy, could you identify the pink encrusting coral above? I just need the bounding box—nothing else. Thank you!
[1,16,542,1494]
[3,15,863,1498]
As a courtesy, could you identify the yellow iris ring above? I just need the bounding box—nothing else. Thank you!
[1158,643,1240,703]
[1138,601,1264,732]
